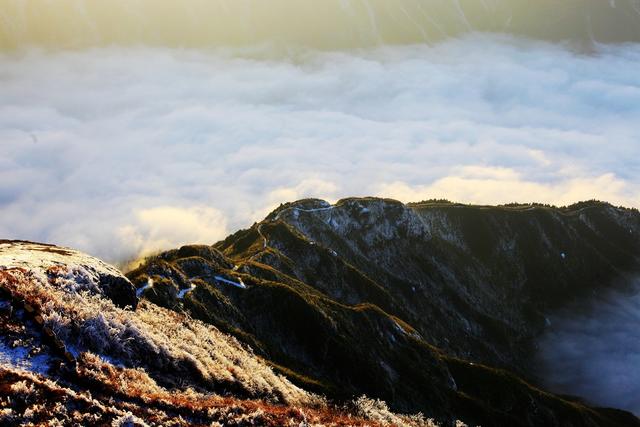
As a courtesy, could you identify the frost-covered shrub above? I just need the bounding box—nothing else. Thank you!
[111,413,150,427]
[1,264,315,406]
[353,395,440,427]
[10,380,34,395]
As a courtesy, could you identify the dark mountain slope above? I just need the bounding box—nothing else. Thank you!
[261,199,640,369]
[128,198,640,426]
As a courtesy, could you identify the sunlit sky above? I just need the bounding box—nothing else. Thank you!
[2,0,640,49]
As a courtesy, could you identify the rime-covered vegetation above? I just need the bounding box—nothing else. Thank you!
[0,240,441,426]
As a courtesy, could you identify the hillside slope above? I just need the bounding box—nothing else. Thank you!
[0,240,436,426]
[128,199,640,427]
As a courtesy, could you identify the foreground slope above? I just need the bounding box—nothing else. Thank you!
[0,240,435,426]
[129,199,640,427]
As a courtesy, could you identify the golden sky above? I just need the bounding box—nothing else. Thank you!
[2,0,638,50]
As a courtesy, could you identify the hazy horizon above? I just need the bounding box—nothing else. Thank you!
[2,0,640,51]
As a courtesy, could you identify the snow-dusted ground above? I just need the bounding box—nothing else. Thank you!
[0,241,125,296]
[0,241,315,406]
[177,282,197,299]
[136,278,154,298]
[0,341,51,376]
[0,241,121,277]
[274,203,335,222]
[214,275,247,290]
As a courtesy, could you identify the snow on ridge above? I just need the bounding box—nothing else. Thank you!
[214,275,247,289]
[0,241,135,306]
[0,241,122,282]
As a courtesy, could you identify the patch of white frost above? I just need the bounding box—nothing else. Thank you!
[0,242,121,278]
[0,241,125,297]
[136,278,154,298]
[0,341,51,375]
[214,275,247,289]
[177,282,197,299]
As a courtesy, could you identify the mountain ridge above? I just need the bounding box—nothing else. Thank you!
[126,197,640,426]
[2,240,438,426]
[2,199,639,425]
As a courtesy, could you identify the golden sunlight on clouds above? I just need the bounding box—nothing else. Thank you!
[379,168,638,208]
[0,0,429,50]
[117,206,228,259]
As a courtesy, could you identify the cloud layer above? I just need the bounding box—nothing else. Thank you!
[537,282,640,414]
[1,35,639,263]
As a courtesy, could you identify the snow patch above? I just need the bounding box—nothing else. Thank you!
[214,275,247,289]
[392,320,407,336]
[177,282,197,299]
[136,278,154,298]
[0,341,51,375]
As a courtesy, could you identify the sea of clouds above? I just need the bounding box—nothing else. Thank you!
[1,35,639,263]
[537,281,640,414]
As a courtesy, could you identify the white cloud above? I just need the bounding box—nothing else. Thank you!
[378,169,636,207]
[117,206,227,260]
[537,283,640,414]
[0,35,639,263]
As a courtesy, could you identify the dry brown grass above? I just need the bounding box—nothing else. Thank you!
[0,362,410,426]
